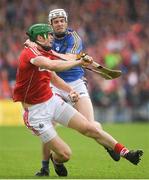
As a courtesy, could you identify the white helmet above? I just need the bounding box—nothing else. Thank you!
[48,9,68,24]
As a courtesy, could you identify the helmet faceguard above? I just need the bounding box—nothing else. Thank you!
[26,23,53,42]
[48,9,68,24]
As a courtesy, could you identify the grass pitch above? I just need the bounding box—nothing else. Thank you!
[0,123,149,179]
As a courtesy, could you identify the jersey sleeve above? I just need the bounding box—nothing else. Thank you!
[66,31,83,54]
[25,47,42,63]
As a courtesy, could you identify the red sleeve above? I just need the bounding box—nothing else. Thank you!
[23,46,42,63]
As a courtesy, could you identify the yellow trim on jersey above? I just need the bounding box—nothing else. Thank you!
[70,31,81,54]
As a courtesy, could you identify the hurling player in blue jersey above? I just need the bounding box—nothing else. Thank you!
[36,9,121,177]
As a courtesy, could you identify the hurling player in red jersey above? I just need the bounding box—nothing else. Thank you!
[13,24,143,177]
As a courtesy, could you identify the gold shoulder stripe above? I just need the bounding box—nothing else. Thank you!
[73,31,81,52]
[70,31,81,53]
[74,31,81,41]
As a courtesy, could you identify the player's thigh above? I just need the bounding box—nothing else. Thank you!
[74,96,94,122]
[67,111,91,134]
[68,112,103,137]
[53,96,76,126]
[45,135,71,156]
[72,79,94,121]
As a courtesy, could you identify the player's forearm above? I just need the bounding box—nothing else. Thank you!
[31,56,82,72]
[51,72,73,93]
[49,60,82,72]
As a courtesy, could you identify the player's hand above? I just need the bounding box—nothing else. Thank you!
[68,90,80,103]
[81,54,93,67]
[24,39,37,48]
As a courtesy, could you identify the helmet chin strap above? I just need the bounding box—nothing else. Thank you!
[36,41,52,51]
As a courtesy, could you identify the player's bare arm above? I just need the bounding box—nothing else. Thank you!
[24,41,76,61]
[30,56,92,72]
[51,72,79,103]
[51,72,73,93]
[24,39,37,48]
[51,50,93,62]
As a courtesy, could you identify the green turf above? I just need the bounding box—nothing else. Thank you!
[0,123,149,179]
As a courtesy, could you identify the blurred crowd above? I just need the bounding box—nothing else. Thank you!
[0,0,149,118]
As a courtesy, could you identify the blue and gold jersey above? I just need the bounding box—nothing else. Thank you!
[52,28,84,82]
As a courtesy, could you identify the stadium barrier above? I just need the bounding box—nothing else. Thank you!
[0,99,148,126]
[0,100,23,126]
[94,102,149,123]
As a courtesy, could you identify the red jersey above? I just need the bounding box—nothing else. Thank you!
[13,46,56,104]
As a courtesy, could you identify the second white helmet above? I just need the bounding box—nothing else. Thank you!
[48,9,68,24]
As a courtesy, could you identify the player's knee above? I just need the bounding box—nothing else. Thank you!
[94,121,103,130]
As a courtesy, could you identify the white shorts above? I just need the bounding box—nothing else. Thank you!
[23,95,77,143]
[51,78,89,104]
